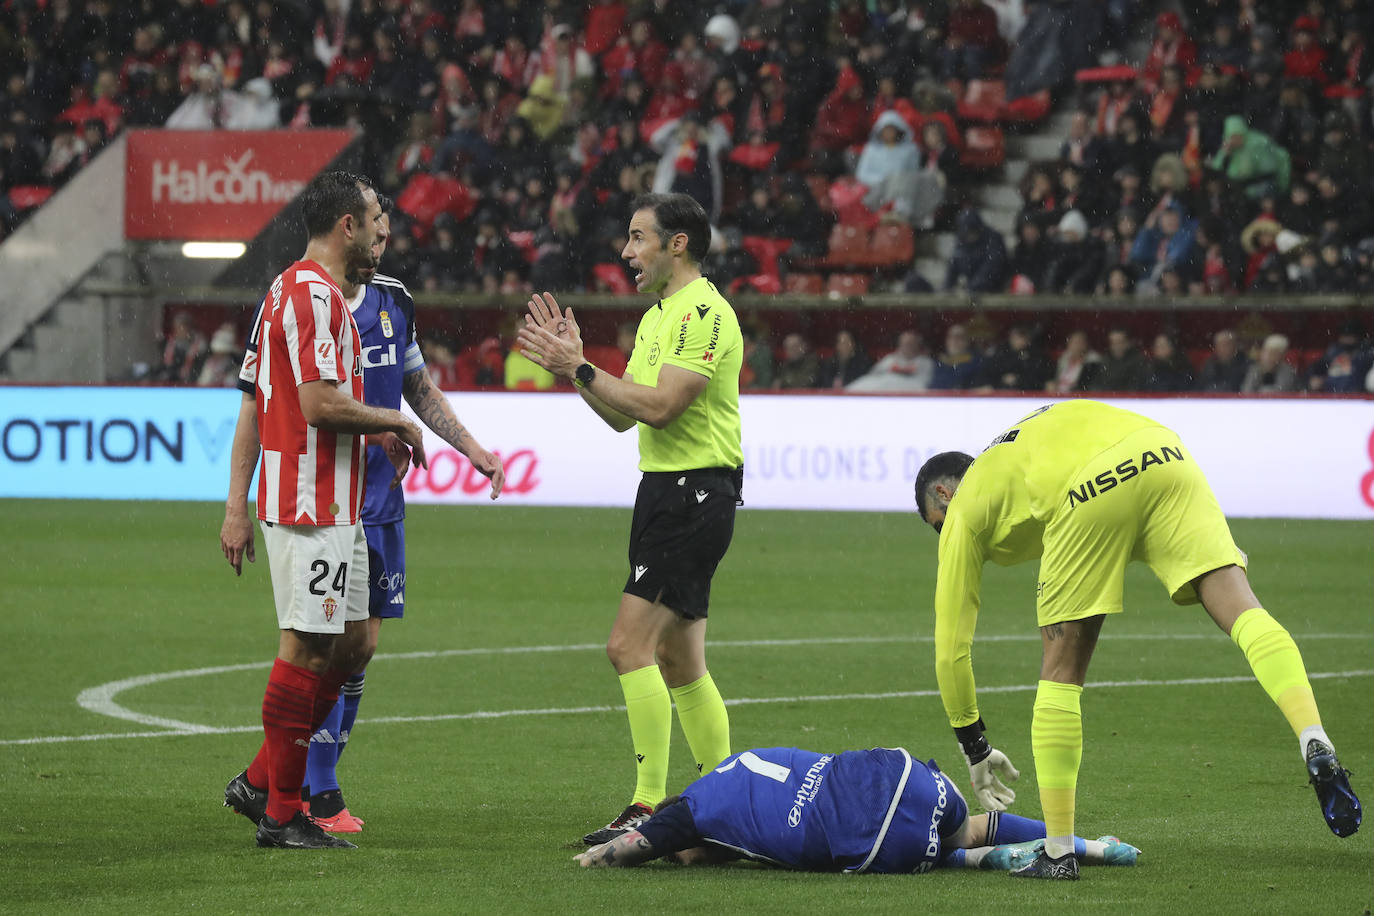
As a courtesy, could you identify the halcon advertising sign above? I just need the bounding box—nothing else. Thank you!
[124,130,355,241]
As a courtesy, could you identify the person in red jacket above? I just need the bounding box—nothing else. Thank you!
[1283,17,1329,87]
[809,65,871,173]
[1140,11,1196,93]
[600,15,668,101]
[940,0,1006,81]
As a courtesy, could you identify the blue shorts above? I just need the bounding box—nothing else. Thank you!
[365,520,406,618]
[865,759,967,874]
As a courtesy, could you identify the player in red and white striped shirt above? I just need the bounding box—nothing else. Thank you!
[243,258,367,526]
[218,170,427,850]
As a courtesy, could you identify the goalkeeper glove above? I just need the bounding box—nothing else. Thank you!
[955,718,1020,812]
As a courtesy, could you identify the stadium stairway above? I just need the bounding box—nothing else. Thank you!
[0,135,145,383]
[912,109,1075,289]
[0,256,154,384]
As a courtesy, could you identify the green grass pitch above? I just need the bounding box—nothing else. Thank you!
[1,499,1370,913]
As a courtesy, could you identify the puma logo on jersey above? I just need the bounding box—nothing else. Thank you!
[695,490,708,503]
[634,565,648,581]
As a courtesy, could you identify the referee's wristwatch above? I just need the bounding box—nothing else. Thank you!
[574,362,596,389]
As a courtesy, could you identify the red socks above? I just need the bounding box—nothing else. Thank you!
[260,658,320,824]
[312,669,351,731]
[250,662,353,824]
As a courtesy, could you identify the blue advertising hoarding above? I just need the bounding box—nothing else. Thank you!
[0,387,242,500]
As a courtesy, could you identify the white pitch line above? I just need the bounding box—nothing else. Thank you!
[71,631,1374,732]
[6,666,1371,748]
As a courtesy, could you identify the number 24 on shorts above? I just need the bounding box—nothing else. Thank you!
[308,559,348,596]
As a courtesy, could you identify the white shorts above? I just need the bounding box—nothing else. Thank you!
[260,521,369,634]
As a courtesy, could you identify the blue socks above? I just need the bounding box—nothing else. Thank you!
[987,811,1046,845]
[339,673,365,757]
[304,672,365,796]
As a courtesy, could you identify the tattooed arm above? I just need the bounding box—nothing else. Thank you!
[574,830,662,868]
[401,368,505,499]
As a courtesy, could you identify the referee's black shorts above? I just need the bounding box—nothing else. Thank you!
[623,467,742,619]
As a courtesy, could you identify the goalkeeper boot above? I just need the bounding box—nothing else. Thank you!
[582,803,653,846]
[980,840,1044,871]
[1306,739,1361,837]
[1095,836,1141,866]
[1009,848,1079,880]
[256,811,357,849]
[224,770,267,824]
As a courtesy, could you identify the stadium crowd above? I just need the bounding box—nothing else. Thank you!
[2,1,1372,392]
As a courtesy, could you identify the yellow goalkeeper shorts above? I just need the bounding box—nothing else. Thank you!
[1035,425,1248,627]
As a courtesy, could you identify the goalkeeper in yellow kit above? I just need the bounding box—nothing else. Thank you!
[914,400,1361,880]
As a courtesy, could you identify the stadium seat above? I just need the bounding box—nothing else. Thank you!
[591,263,634,294]
[8,185,54,211]
[956,79,1007,123]
[583,344,628,377]
[828,178,879,227]
[821,223,871,267]
[739,274,783,294]
[783,273,825,294]
[960,127,1005,170]
[741,235,794,279]
[1004,89,1051,124]
[826,273,870,297]
[863,224,916,269]
[1074,64,1138,83]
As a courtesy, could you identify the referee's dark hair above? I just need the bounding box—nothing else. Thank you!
[914,451,975,522]
[301,170,374,240]
[631,192,711,264]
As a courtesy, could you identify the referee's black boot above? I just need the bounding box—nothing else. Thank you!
[582,802,653,846]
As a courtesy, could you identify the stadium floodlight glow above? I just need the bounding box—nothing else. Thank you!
[181,241,247,259]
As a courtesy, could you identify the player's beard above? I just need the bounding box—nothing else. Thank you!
[345,236,379,286]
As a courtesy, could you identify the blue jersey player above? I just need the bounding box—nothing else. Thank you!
[221,207,505,832]
[575,746,1140,873]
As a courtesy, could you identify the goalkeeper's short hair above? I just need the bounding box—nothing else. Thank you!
[914,451,975,521]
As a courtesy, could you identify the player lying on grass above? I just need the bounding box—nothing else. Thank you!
[915,399,1361,881]
[575,746,1139,872]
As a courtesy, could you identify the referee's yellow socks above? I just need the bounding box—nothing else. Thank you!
[670,672,731,775]
[1032,680,1083,860]
[619,665,671,808]
[1230,607,1322,738]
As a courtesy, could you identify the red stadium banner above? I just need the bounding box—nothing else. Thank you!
[124,129,356,241]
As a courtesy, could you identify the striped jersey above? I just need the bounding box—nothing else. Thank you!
[237,259,366,526]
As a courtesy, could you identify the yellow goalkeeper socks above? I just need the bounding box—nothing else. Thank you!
[669,672,731,776]
[1230,607,1323,741]
[619,665,672,808]
[1032,679,1083,860]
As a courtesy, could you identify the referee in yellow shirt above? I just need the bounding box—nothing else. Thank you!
[518,193,743,846]
[914,400,1361,879]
